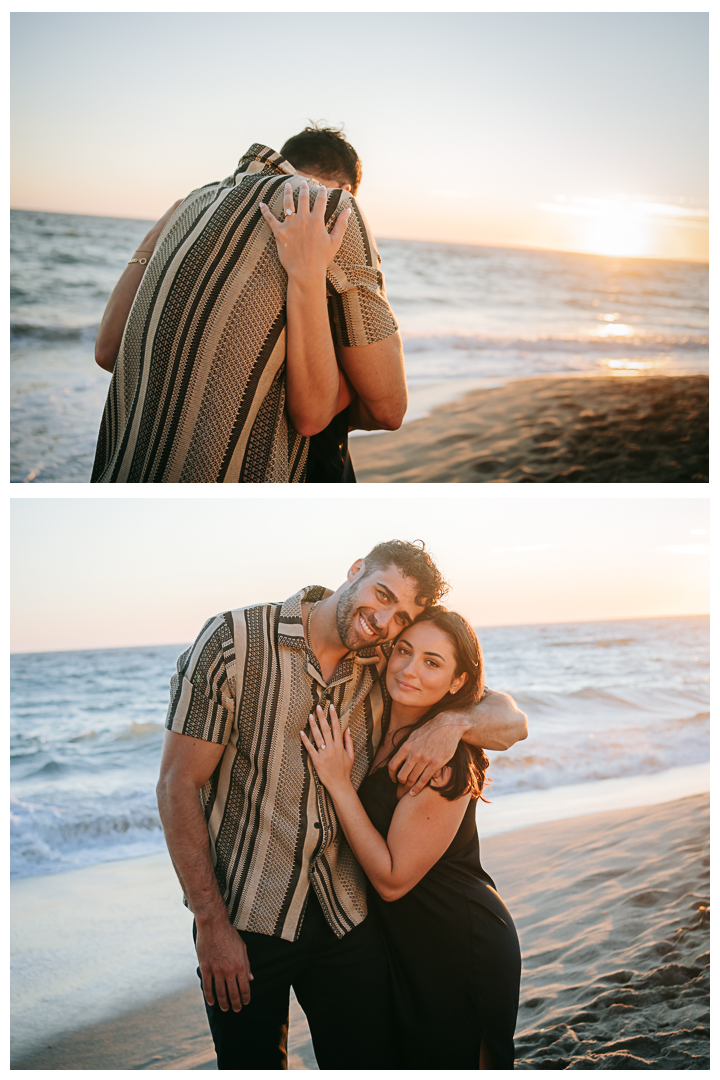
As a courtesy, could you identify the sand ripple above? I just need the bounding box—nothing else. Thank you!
[352,375,709,484]
[481,794,710,1069]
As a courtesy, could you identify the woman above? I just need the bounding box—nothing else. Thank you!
[300,607,521,1070]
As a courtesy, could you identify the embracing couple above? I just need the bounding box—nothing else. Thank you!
[91,125,406,483]
[157,540,527,1069]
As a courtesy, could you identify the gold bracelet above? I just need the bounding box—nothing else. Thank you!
[128,247,154,266]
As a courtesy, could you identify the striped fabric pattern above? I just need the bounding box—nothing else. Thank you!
[166,586,391,941]
[91,145,398,483]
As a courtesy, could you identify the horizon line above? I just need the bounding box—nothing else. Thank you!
[10,611,709,657]
[9,206,709,266]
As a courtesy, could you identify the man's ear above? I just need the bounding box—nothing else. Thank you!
[341,183,352,193]
[347,558,365,583]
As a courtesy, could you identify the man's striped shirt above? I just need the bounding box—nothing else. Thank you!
[91,145,398,483]
[165,586,391,941]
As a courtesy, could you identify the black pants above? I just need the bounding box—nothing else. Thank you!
[197,891,398,1070]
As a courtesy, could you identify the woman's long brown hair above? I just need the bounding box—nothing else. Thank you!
[384,607,491,802]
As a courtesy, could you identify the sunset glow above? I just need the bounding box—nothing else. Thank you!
[537,196,708,260]
[10,497,710,654]
[11,13,708,262]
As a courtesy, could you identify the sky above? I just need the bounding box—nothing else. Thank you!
[10,496,709,653]
[11,11,708,260]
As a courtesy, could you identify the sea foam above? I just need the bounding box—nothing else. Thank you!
[10,616,708,878]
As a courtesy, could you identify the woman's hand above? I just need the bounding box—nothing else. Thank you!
[259,180,352,281]
[300,704,354,795]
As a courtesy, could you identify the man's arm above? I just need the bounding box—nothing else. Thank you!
[95,199,182,373]
[340,331,408,431]
[459,689,529,751]
[387,689,528,795]
[156,729,253,1013]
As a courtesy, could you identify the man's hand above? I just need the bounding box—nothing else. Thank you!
[387,689,528,796]
[196,917,254,1013]
[387,714,464,796]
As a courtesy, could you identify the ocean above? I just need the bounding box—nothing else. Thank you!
[10,209,708,483]
[10,614,709,879]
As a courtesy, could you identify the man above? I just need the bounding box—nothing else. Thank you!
[157,540,528,1069]
[91,125,406,483]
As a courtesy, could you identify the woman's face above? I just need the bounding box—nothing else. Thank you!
[386,621,468,711]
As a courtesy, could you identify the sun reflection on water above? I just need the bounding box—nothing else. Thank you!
[599,358,668,375]
[594,323,634,337]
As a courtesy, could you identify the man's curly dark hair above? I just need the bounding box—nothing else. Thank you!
[360,540,449,609]
[280,122,362,194]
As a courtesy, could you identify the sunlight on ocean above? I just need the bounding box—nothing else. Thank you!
[11,210,708,481]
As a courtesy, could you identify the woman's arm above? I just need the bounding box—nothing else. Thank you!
[301,706,469,901]
[260,180,354,437]
[95,199,182,373]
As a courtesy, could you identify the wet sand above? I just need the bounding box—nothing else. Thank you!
[10,984,314,1071]
[11,793,708,1070]
[352,374,709,483]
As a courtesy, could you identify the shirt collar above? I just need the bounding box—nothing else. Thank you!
[278,585,383,685]
[235,144,297,181]
[278,585,331,649]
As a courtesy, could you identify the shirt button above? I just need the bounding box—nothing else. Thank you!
[314,822,321,829]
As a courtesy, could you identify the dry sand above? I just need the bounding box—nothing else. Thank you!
[352,374,709,483]
[12,793,708,1070]
[508,793,709,1069]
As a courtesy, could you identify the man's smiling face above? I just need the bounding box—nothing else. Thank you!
[335,562,427,652]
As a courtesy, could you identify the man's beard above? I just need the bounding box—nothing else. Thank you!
[335,581,387,651]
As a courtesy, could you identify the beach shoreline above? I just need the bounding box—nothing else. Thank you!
[351,373,709,483]
[11,209,708,484]
[12,791,709,1071]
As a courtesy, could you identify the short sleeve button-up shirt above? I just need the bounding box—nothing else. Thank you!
[166,586,391,941]
[92,145,398,484]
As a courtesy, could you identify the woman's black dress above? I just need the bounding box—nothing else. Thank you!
[357,767,521,1069]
